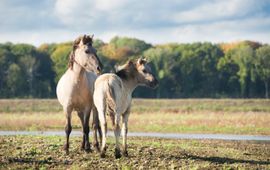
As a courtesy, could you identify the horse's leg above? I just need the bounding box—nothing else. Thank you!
[92,106,101,152]
[114,113,121,159]
[122,109,130,157]
[97,106,107,158]
[83,108,91,152]
[64,106,72,154]
[77,111,85,150]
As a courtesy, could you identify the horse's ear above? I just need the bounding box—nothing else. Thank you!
[81,34,93,45]
[137,57,147,65]
[127,59,134,66]
[143,57,149,63]
[73,36,82,49]
[127,60,136,70]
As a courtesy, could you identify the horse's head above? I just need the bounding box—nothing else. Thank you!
[134,57,159,88]
[69,34,102,74]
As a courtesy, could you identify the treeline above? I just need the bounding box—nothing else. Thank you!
[0,37,270,98]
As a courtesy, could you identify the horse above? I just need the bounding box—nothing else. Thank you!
[56,35,103,154]
[93,57,158,158]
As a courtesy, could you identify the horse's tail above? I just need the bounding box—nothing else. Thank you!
[106,80,116,126]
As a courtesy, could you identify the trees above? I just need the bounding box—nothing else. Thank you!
[50,43,72,82]
[0,43,55,98]
[0,45,16,97]
[100,36,152,61]
[143,44,180,98]
[6,63,24,96]
[218,43,257,98]
[0,38,269,98]
[177,43,224,97]
[231,46,255,98]
[110,36,152,54]
[255,45,270,98]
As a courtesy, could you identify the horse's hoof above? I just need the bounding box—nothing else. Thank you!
[64,144,69,154]
[84,143,92,153]
[81,142,85,151]
[100,151,106,158]
[115,148,121,159]
[80,145,84,151]
[85,148,92,153]
[122,150,128,157]
[93,144,100,152]
[94,146,100,152]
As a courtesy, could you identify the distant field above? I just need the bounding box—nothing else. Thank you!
[0,99,269,135]
[1,98,270,113]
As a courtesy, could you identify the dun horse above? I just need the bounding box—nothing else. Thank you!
[56,35,102,154]
[94,58,158,158]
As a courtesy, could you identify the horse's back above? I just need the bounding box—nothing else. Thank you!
[94,73,131,114]
[95,73,122,93]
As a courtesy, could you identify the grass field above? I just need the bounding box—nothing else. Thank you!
[0,136,269,169]
[0,99,269,169]
[0,99,269,135]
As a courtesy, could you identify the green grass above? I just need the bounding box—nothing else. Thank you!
[0,136,269,169]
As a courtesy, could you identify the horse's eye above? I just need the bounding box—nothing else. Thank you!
[142,69,147,74]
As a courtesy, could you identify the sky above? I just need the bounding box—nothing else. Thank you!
[0,0,270,46]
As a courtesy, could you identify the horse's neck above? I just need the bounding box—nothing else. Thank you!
[122,78,138,95]
[72,63,85,84]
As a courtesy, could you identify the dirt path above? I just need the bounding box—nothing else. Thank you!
[1,130,270,141]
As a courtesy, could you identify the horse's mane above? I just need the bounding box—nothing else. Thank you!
[68,35,93,70]
[115,60,136,80]
[116,69,129,80]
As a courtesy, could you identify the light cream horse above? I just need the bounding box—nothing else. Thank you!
[93,58,158,158]
[56,35,102,154]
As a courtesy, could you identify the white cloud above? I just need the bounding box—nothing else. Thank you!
[0,0,269,46]
[94,0,127,11]
[170,17,270,43]
[54,0,93,27]
[172,0,263,24]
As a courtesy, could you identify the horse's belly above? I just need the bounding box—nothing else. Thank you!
[72,91,92,111]
[116,97,131,114]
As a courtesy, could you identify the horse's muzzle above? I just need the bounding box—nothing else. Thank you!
[149,78,159,89]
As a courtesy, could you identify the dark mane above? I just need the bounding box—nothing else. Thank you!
[116,69,129,80]
[115,61,136,80]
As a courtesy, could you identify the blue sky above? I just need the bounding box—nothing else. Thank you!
[0,0,270,46]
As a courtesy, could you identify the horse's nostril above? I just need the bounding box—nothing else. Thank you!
[85,49,90,54]
[97,66,101,71]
